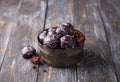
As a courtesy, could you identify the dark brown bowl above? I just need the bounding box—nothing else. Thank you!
[37,30,85,67]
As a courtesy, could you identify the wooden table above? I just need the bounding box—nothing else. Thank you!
[0,0,120,82]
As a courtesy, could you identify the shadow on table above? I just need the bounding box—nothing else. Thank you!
[77,48,108,69]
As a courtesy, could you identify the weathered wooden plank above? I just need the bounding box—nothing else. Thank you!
[0,0,19,71]
[98,0,120,81]
[0,0,46,82]
[105,0,120,14]
[73,0,118,82]
[38,0,77,82]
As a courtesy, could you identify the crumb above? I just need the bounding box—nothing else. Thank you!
[43,70,47,72]
[32,65,37,69]
[29,55,40,64]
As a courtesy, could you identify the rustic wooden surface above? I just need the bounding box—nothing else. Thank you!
[0,0,119,82]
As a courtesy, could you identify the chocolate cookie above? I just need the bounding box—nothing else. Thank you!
[60,35,76,49]
[21,46,36,59]
[44,35,58,48]
[38,30,48,44]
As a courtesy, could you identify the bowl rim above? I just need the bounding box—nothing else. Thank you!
[37,29,85,50]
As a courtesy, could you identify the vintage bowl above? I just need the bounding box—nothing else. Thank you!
[37,30,85,67]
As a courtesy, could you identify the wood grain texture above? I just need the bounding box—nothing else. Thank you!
[0,0,47,82]
[38,0,77,82]
[0,0,19,70]
[98,0,120,81]
[0,0,119,82]
[73,0,118,82]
